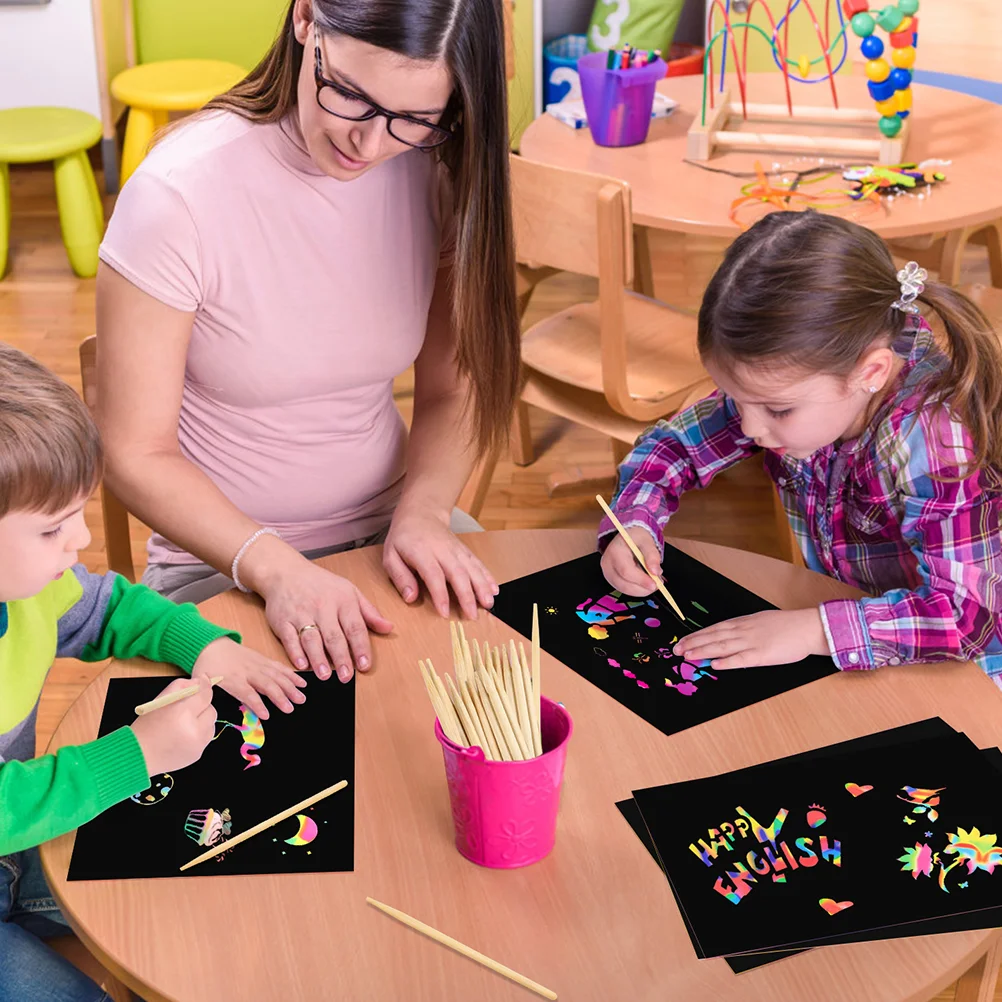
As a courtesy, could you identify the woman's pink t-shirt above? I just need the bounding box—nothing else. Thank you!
[100,111,451,565]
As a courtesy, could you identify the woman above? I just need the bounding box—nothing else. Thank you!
[96,0,519,684]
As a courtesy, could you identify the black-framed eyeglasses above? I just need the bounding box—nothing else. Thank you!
[313,35,454,150]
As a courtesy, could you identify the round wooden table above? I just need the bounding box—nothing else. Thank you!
[42,530,1002,1002]
[521,74,1002,241]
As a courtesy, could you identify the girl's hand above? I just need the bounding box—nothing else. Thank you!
[382,502,498,620]
[600,528,664,596]
[673,608,830,669]
[191,638,307,718]
[259,561,394,683]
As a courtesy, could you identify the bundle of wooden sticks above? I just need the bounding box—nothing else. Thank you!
[419,604,543,761]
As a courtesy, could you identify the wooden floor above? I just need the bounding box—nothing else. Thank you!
[2,84,997,1000]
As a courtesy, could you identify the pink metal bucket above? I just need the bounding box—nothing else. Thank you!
[434,696,573,869]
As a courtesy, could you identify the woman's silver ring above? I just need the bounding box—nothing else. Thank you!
[298,623,319,637]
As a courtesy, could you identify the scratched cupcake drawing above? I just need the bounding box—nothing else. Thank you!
[184,807,233,847]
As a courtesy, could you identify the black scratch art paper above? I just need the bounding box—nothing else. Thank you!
[632,729,1002,958]
[68,674,354,880]
[491,547,837,737]
[617,724,1002,971]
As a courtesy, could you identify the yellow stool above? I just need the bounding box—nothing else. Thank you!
[112,59,246,184]
[0,107,104,279]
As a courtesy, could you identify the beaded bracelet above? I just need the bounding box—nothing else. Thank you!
[231,527,282,594]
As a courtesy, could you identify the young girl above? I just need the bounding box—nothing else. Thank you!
[600,211,1002,679]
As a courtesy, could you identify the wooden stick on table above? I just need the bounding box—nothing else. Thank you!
[134,676,223,716]
[180,780,348,871]
[595,494,685,620]
[366,897,557,1000]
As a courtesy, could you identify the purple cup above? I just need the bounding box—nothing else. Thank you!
[577,51,667,147]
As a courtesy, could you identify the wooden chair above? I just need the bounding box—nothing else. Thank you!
[50,935,133,1001]
[465,155,715,512]
[961,282,1002,329]
[889,222,1002,288]
[79,336,136,581]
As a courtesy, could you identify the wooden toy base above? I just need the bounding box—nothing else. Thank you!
[687,89,910,163]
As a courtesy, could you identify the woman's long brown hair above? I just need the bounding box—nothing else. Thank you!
[697,210,1002,479]
[188,0,519,454]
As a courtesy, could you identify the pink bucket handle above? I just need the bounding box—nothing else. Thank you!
[434,719,486,763]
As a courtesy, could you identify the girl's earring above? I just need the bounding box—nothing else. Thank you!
[867,386,878,394]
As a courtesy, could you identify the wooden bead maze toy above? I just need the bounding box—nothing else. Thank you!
[688,0,919,163]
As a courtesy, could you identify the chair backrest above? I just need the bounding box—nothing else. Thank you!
[510,154,634,286]
[79,336,136,582]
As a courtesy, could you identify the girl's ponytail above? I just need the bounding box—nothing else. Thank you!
[916,282,1002,481]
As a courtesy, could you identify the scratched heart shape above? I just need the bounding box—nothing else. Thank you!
[819,898,854,915]
[845,782,874,797]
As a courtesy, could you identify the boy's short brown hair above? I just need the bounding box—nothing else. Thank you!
[0,343,102,518]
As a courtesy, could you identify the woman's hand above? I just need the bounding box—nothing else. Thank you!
[255,557,394,683]
[382,502,498,619]
[600,528,664,596]
[191,637,307,718]
[673,608,830,670]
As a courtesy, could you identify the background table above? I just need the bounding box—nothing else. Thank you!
[43,530,1002,1002]
[521,74,1002,241]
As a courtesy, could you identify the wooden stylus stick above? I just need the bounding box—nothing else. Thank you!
[530,605,543,757]
[366,898,558,1000]
[595,494,685,620]
[179,780,348,871]
[134,676,223,716]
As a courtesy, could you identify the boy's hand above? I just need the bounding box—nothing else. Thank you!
[600,528,664,596]
[130,676,217,776]
[673,608,829,669]
[191,638,307,720]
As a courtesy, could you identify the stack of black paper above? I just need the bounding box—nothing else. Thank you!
[617,718,1002,972]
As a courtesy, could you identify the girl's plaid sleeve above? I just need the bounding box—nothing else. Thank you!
[600,390,760,555]
[820,407,1002,670]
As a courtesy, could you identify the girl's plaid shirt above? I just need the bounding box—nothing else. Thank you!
[600,319,1002,677]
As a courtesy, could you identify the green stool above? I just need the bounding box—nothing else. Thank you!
[0,107,104,279]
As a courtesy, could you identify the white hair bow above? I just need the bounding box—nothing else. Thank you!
[891,261,927,314]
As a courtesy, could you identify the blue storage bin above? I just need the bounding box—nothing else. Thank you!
[544,34,589,107]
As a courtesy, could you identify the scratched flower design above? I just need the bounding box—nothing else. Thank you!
[898,842,935,878]
[944,827,1002,875]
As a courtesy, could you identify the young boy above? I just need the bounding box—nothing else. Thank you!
[0,344,307,1000]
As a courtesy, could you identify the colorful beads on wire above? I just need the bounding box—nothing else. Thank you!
[844,1,918,136]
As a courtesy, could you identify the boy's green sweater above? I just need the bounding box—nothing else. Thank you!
[0,566,239,855]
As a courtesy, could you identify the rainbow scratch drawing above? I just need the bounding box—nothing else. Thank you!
[897,827,1002,893]
[214,705,266,770]
[897,785,945,822]
[284,813,319,846]
[184,807,233,847]
[130,773,173,806]
[665,661,718,697]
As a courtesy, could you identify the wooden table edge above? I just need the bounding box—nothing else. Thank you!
[38,530,1002,1000]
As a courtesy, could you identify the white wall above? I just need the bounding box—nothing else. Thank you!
[0,0,101,117]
